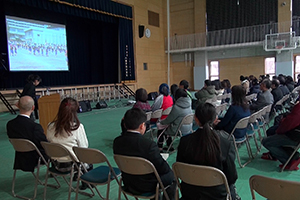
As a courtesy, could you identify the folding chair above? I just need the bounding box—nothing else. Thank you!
[72,147,125,200]
[280,133,300,172]
[41,142,79,200]
[172,162,231,200]
[113,155,170,200]
[161,113,194,153]
[246,110,262,156]
[227,116,252,168]
[149,109,163,140]
[249,175,300,200]
[9,139,58,200]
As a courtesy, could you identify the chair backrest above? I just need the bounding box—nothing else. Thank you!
[151,109,163,119]
[73,147,107,164]
[41,142,74,161]
[181,113,194,125]
[172,162,231,200]
[9,138,46,163]
[248,110,260,124]
[146,111,152,121]
[114,155,155,175]
[249,175,300,200]
[230,116,250,136]
[162,106,172,115]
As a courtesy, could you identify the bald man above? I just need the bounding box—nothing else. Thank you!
[7,96,48,172]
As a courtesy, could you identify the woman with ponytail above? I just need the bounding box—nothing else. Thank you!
[176,103,239,200]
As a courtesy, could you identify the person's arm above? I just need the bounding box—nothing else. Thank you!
[222,140,238,185]
[33,124,48,149]
[216,106,234,129]
[195,89,204,100]
[76,124,89,148]
[160,107,177,125]
[250,92,265,110]
[277,104,300,134]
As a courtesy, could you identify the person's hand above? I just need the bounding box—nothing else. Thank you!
[213,118,220,125]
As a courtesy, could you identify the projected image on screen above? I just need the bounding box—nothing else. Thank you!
[5,16,68,71]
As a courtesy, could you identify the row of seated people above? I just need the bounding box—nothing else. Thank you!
[7,95,239,199]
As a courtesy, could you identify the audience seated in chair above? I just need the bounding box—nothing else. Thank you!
[151,83,173,122]
[285,75,295,92]
[262,102,300,170]
[278,75,290,96]
[6,95,48,172]
[179,80,193,100]
[170,84,179,103]
[157,88,193,151]
[47,97,92,189]
[132,88,151,112]
[250,79,274,112]
[216,85,250,140]
[271,79,283,105]
[249,78,260,95]
[177,103,240,200]
[221,79,231,103]
[113,108,176,200]
[195,80,217,106]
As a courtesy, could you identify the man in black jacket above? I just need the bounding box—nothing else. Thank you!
[7,96,48,172]
[271,79,283,104]
[113,108,176,199]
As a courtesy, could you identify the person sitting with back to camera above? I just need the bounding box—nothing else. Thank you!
[47,97,91,190]
[157,88,193,152]
[216,85,250,140]
[113,108,176,200]
[132,88,151,112]
[151,83,173,122]
[177,103,239,200]
[250,79,274,112]
[195,80,217,106]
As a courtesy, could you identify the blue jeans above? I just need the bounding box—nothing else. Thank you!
[262,134,298,164]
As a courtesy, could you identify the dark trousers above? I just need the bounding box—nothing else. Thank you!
[157,129,172,148]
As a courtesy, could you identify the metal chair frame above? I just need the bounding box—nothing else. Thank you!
[114,155,170,200]
[9,139,59,200]
[172,162,231,200]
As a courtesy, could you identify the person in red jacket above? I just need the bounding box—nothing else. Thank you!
[262,102,300,170]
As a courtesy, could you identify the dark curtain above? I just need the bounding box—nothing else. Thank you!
[207,0,278,31]
[293,0,300,17]
[0,0,133,88]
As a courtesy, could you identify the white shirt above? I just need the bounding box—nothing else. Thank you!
[47,123,88,162]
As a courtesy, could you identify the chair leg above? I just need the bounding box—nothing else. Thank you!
[280,143,300,172]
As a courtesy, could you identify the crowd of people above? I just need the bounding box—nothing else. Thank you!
[6,73,300,200]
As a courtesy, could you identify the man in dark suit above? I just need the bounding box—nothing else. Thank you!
[271,79,283,104]
[7,96,48,172]
[113,108,176,199]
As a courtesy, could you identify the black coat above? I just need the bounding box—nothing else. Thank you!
[21,82,36,99]
[176,129,237,200]
[7,115,48,172]
[113,131,174,193]
[279,85,290,96]
[271,87,283,104]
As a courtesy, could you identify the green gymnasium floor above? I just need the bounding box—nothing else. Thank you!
[1,100,300,200]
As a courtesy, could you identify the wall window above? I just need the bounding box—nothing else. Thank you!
[209,61,219,81]
[264,57,275,78]
[295,56,300,80]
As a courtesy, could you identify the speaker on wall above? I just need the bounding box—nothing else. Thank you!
[138,25,145,38]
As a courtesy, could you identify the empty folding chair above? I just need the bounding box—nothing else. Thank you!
[114,155,170,200]
[72,147,124,200]
[249,175,300,200]
[9,139,58,200]
[172,162,231,200]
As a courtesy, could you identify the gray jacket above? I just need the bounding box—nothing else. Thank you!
[250,89,274,111]
[161,97,193,136]
[195,86,216,104]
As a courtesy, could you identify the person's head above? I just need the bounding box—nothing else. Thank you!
[231,85,248,110]
[260,79,271,91]
[135,88,148,103]
[27,74,42,86]
[272,75,278,81]
[211,80,221,90]
[286,76,294,84]
[271,79,280,89]
[204,80,212,87]
[252,78,259,86]
[223,79,231,89]
[17,96,34,114]
[249,75,255,81]
[174,88,187,101]
[159,83,169,96]
[123,108,147,134]
[240,75,245,82]
[179,80,189,90]
[194,103,220,165]
[170,84,179,97]
[52,97,80,136]
[278,75,285,85]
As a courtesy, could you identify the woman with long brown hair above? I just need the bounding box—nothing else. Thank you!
[47,97,88,169]
[177,103,239,200]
